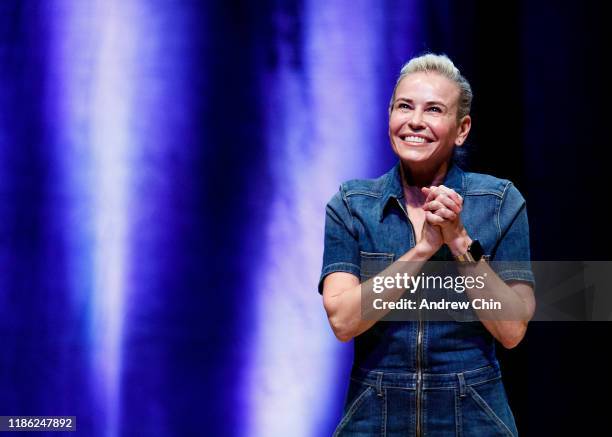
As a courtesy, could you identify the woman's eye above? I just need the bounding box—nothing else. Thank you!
[398,103,411,110]
[427,106,442,113]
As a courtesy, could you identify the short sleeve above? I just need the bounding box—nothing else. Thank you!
[318,187,360,294]
[490,182,535,286]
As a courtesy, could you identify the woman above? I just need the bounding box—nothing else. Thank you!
[319,54,535,436]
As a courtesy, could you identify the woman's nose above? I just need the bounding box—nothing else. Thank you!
[408,109,425,129]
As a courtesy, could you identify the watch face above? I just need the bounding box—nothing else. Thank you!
[470,240,484,261]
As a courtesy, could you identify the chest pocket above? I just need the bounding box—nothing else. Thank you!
[359,251,395,282]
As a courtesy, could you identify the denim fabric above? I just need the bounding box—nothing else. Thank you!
[319,161,533,436]
[332,363,518,437]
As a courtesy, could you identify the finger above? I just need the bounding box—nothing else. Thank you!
[425,195,460,214]
[434,194,462,214]
[432,189,462,212]
[421,187,435,204]
[425,210,445,224]
[434,208,457,221]
[426,186,463,209]
[423,200,446,211]
[438,186,463,206]
[423,186,437,203]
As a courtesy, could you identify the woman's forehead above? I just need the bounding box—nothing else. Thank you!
[395,72,460,104]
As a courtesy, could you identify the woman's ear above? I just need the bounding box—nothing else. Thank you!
[455,115,472,146]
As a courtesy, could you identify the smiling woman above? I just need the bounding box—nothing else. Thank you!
[319,53,535,436]
[388,58,472,190]
[389,72,470,180]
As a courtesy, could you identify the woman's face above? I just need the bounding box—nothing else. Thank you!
[389,72,470,168]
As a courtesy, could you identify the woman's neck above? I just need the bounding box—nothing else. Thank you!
[400,160,449,206]
[401,160,449,188]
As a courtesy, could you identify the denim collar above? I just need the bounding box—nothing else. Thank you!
[379,160,467,221]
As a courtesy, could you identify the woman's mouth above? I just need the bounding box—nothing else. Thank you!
[400,135,431,144]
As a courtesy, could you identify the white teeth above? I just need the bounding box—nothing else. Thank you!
[402,135,426,143]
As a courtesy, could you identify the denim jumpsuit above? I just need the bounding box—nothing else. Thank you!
[319,161,534,436]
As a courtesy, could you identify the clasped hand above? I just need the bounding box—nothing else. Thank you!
[419,185,470,256]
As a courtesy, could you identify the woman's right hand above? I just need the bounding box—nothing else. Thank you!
[416,217,444,256]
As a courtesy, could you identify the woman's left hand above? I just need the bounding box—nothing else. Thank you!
[421,185,471,256]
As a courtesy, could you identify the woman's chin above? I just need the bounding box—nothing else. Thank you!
[396,149,434,164]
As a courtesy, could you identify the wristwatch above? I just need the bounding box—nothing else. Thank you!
[454,239,484,263]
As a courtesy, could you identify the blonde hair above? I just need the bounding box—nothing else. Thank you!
[389,53,473,120]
